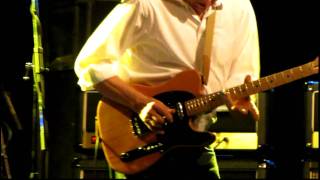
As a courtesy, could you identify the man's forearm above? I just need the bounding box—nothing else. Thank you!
[94,76,151,113]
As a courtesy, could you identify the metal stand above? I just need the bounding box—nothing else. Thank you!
[26,0,49,178]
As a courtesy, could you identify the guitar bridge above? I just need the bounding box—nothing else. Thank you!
[120,142,164,162]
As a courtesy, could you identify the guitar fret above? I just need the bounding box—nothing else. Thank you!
[209,95,213,101]
[239,84,245,93]
[287,68,297,82]
[226,88,235,98]
[188,103,193,110]
[245,82,254,95]
[289,68,294,78]
[283,70,292,80]
[280,71,285,80]
[273,74,281,87]
[280,71,291,83]
[252,80,262,94]
[299,66,304,72]
[266,75,276,88]
[195,100,199,107]
[244,83,250,94]
[274,73,283,86]
[236,86,246,98]
[302,63,313,77]
[203,96,209,105]
[282,71,290,83]
[236,87,243,97]
[293,67,302,75]
[270,75,275,83]
[232,87,237,95]
[200,98,204,106]
[233,87,240,97]
[259,78,270,91]
[258,80,263,90]
[237,85,245,97]
[196,99,201,107]
[204,97,208,104]
[292,66,303,78]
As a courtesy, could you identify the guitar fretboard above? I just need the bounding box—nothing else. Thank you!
[185,57,319,116]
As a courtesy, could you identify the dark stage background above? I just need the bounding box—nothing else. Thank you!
[1,0,318,179]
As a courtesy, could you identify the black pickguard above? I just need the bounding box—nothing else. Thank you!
[121,91,215,162]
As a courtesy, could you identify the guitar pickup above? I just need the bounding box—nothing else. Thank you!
[120,142,164,162]
[131,116,151,137]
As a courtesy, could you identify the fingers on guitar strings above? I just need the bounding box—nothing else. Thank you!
[144,118,165,134]
[147,118,157,127]
[145,115,169,129]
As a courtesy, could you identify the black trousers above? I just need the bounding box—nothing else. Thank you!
[125,146,220,179]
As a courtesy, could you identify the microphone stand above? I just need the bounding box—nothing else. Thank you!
[27,0,49,178]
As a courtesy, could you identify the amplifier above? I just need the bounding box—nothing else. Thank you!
[217,157,267,179]
[211,93,267,150]
[72,156,125,179]
[305,81,319,149]
[72,157,111,179]
[80,91,101,149]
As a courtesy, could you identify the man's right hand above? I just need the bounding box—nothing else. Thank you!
[138,98,175,134]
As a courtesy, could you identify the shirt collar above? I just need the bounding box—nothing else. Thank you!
[166,0,223,14]
[166,0,223,8]
[163,0,223,21]
[204,0,223,18]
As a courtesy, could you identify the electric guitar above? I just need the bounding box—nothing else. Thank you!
[96,57,318,174]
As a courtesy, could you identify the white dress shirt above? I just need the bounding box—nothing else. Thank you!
[74,0,260,94]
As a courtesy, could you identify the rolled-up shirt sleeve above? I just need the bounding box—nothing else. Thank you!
[74,0,148,91]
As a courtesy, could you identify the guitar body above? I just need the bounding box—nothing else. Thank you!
[96,56,319,175]
[97,70,215,175]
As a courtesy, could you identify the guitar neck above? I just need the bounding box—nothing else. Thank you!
[185,57,319,116]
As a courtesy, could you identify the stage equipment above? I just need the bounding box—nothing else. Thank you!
[23,0,49,178]
[305,80,319,149]
[218,156,268,179]
[79,91,101,149]
[211,92,266,150]
[304,80,319,179]
[72,156,110,179]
